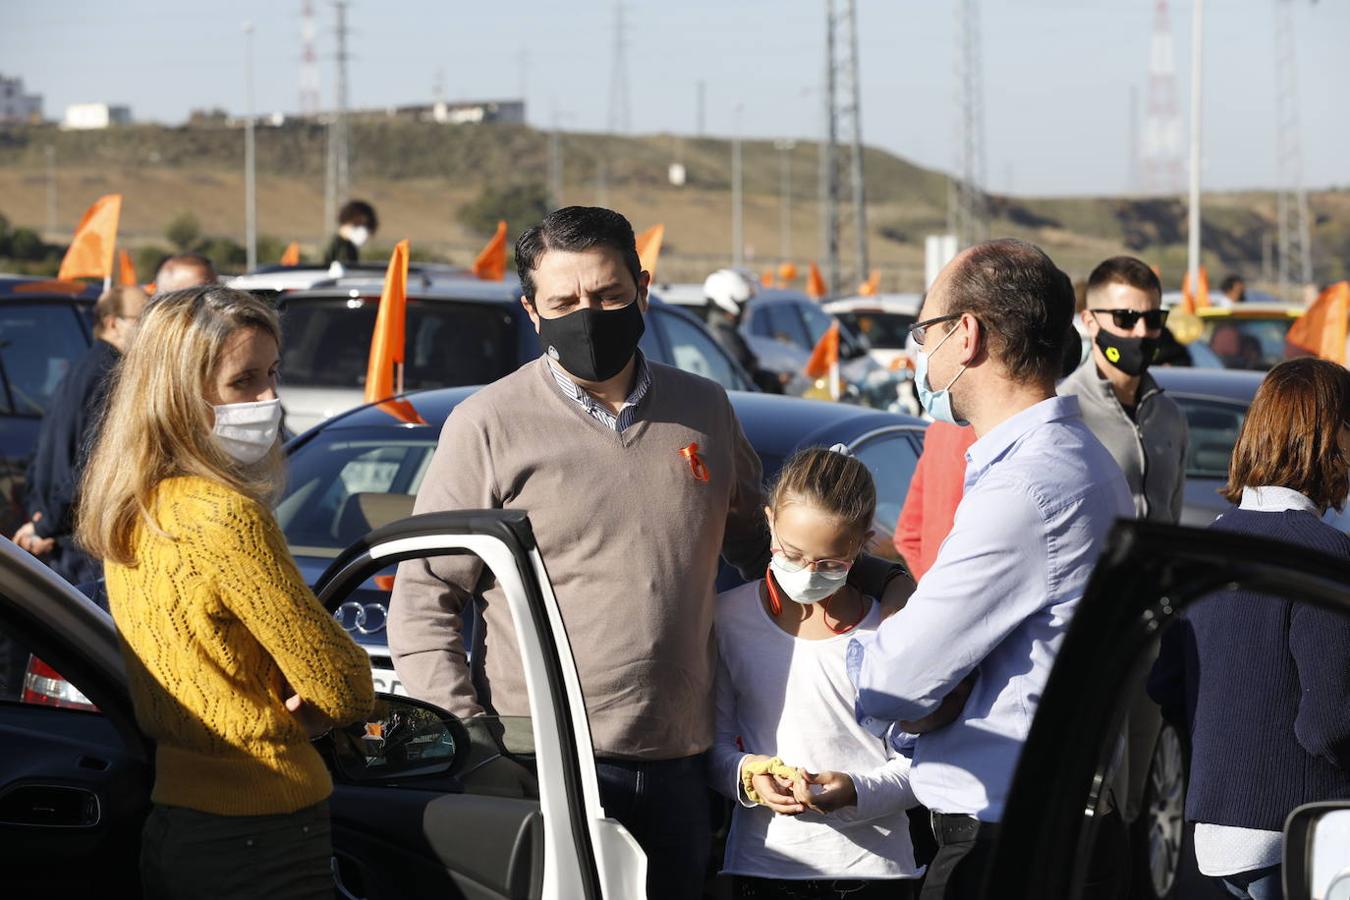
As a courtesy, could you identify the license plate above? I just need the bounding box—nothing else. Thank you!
[371,668,407,697]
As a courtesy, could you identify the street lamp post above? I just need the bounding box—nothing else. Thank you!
[774,139,796,262]
[243,21,257,271]
[732,103,745,268]
[1185,0,1204,299]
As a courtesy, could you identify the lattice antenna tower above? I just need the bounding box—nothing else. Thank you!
[300,0,321,116]
[1274,0,1314,297]
[951,0,988,249]
[607,3,631,133]
[818,0,869,296]
[1142,0,1184,194]
[324,0,352,233]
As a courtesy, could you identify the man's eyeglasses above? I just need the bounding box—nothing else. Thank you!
[908,313,962,347]
[1089,308,1169,331]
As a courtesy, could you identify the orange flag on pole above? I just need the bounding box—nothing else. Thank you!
[778,262,798,284]
[760,269,775,288]
[859,269,881,296]
[1180,266,1211,315]
[58,194,122,286]
[636,224,665,280]
[803,321,842,400]
[280,242,301,266]
[365,240,411,404]
[807,262,828,300]
[472,221,508,281]
[1286,281,1350,365]
[117,249,137,286]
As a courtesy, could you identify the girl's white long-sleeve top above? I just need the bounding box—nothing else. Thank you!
[708,580,922,881]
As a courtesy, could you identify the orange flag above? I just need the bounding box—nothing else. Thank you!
[760,269,775,288]
[117,249,137,286]
[859,269,881,296]
[58,194,122,283]
[280,241,301,266]
[1286,281,1350,365]
[803,321,842,400]
[807,262,828,300]
[1180,266,1210,315]
[778,262,798,284]
[472,221,508,281]
[636,224,665,280]
[365,240,410,404]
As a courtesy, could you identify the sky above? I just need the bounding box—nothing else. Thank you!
[3,0,1347,197]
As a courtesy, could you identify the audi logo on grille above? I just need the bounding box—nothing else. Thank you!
[335,602,388,635]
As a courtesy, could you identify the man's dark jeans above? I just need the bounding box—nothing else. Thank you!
[595,754,711,900]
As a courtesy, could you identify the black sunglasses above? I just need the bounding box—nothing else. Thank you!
[1089,308,1169,331]
[909,313,963,347]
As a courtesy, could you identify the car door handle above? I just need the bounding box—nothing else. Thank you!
[331,854,367,900]
[0,784,101,828]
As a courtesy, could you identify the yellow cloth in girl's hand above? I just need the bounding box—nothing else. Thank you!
[741,756,804,805]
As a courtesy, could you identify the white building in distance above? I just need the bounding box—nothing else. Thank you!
[0,75,43,124]
[63,103,132,130]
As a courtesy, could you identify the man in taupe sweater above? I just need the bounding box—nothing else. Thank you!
[390,206,912,899]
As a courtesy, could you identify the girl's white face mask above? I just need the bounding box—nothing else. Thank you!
[345,225,370,248]
[768,553,849,605]
[212,398,282,464]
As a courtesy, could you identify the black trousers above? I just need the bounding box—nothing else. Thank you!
[920,809,1129,900]
[919,814,999,900]
[736,876,917,899]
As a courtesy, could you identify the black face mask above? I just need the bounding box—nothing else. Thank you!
[1094,328,1158,377]
[537,298,646,382]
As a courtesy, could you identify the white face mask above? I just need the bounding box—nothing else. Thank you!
[212,398,282,464]
[769,553,848,605]
[345,225,370,248]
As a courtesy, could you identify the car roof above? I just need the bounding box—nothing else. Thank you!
[300,381,926,458]
[1197,303,1303,319]
[1150,366,1263,402]
[229,262,511,294]
[0,275,101,301]
[825,294,923,315]
[279,280,524,305]
[650,283,707,306]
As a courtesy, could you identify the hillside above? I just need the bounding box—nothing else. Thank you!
[0,120,1344,290]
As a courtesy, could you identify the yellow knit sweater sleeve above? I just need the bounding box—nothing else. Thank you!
[193,486,375,724]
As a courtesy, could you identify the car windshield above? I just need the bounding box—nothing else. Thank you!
[276,431,439,557]
[0,303,91,416]
[279,297,520,391]
[1201,317,1295,371]
[833,311,915,350]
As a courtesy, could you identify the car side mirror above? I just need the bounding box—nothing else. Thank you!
[1284,802,1350,900]
[325,693,469,783]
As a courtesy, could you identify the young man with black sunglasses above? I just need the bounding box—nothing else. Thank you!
[1059,256,1190,524]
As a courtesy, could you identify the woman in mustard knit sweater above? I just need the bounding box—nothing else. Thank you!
[77,285,374,899]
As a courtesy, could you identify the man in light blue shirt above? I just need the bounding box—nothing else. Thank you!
[849,239,1132,899]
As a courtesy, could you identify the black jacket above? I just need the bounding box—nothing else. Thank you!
[26,339,121,541]
[325,234,359,265]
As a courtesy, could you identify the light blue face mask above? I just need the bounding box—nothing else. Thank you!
[914,319,970,426]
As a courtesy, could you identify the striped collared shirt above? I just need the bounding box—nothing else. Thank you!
[547,352,653,432]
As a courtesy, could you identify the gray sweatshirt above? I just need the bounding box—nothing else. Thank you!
[1058,361,1189,523]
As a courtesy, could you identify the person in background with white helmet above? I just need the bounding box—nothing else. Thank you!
[705,268,781,393]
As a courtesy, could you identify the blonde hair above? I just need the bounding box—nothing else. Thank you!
[77,286,284,565]
[768,446,877,534]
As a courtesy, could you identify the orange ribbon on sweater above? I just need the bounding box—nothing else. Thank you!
[679,443,710,483]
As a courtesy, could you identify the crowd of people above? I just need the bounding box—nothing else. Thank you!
[7,202,1348,900]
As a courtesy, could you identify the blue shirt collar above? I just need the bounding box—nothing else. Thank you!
[965,395,1083,484]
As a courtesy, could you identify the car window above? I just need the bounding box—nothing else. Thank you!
[277,435,438,557]
[746,306,774,340]
[0,303,92,416]
[638,309,666,361]
[765,304,810,348]
[657,311,748,391]
[1172,395,1247,479]
[835,311,915,350]
[1202,318,1294,370]
[849,429,923,549]
[279,298,519,392]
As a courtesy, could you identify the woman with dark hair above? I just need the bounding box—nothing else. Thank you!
[1149,357,1350,900]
